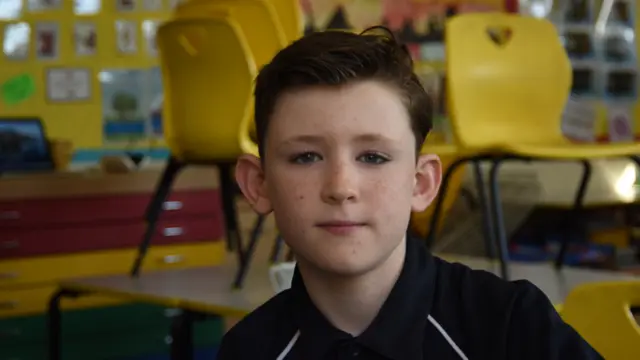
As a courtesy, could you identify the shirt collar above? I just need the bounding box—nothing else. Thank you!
[290,237,436,360]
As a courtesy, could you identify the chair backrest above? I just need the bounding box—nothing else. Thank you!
[173,0,290,158]
[174,0,287,68]
[268,0,304,43]
[157,16,256,160]
[445,13,572,148]
[561,281,640,358]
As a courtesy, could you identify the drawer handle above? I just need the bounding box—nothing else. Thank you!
[162,227,184,237]
[0,300,18,310]
[0,240,19,249]
[0,211,20,220]
[162,201,183,211]
[0,272,19,280]
[161,255,184,264]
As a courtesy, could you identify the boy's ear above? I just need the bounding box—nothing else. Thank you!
[234,154,273,215]
[411,153,442,212]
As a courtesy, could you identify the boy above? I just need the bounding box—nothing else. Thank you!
[219,27,602,359]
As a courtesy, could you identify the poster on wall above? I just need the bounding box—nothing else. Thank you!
[100,69,147,145]
[74,22,97,56]
[35,22,59,60]
[100,68,164,145]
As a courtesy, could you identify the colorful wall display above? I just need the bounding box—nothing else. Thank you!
[0,0,180,160]
[0,0,509,160]
[524,0,640,143]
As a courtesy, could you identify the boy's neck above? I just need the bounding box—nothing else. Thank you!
[297,237,407,336]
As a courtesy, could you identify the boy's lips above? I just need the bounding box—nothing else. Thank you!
[316,220,367,235]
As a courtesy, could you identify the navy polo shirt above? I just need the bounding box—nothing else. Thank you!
[216,237,602,359]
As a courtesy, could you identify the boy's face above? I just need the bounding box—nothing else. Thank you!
[236,80,441,276]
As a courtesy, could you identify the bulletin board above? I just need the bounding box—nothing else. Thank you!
[521,0,640,143]
[0,0,183,162]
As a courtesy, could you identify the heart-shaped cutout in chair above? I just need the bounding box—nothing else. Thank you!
[486,25,513,46]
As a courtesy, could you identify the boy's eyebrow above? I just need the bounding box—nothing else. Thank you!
[279,133,396,148]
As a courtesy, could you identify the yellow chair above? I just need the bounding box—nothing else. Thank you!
[174,0,287,68]
[174,0,291,158]
[442,13,640,279]
[268,0,304,43]
[130,16,260,289]
[561,281,640,359]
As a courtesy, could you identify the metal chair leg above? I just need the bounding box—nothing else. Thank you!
[218,162,246,274]
[555,160,591,269]
[131,156,184,276]
[488,158,510,280]
[425,157,470,249]
[270,235,285,263]
[233,214,266,288]
[472,160,497,259]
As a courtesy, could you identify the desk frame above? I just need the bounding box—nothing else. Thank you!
[47,288,212,360]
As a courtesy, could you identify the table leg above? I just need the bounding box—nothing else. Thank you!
[47,288,81,360]
[171,310,195,360]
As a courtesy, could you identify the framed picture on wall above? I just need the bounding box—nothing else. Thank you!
[143,0,163,11]
[35,22,59,60]
[46,68,92,102]
[115,20,138,54]
[28,0,62,11]
[74,22,97,56]
[116,0,135,12]
[3,22,30,60]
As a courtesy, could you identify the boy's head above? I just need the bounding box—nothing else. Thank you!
[236,27,441,276]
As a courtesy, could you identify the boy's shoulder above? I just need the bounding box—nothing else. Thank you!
[430,256,601,359]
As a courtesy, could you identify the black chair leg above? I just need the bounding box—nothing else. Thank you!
[218,162,245,269]
[270,235,285,263]
[555,160,592,269]
[131,156,184,276]
[233,214,266,288]
[285,248,295,262]
[425,157,469,249]
[488,158,510,280]
[472,160,497,259]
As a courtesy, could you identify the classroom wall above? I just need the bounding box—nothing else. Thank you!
[0,0,175,161]
[0,0,509,163]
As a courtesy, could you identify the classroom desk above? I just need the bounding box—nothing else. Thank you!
[47,257,637,360]
[485,159,640,207]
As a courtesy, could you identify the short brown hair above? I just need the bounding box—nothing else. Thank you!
[253,26,432,159]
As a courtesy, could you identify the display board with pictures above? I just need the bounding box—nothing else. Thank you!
[522,0,638,143]
[0,0,179,150]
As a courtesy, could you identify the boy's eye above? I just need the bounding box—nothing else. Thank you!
[358,152,389,164]
[290,152,322,164]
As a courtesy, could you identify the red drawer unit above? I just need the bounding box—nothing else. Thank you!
[0,189,222,229]
[0,216,225,260]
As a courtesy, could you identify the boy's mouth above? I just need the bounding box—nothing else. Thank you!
[316,220,366,235]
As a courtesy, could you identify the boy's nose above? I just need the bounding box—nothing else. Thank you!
[321,162,358,204]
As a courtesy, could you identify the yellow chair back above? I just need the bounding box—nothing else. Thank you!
[562,281,640,359]
[174,0,287,68]
[156,16,256,160]
[445,13,572,149]
[268,0,304,43]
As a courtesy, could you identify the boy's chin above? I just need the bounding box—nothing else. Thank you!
[301,252,383,278]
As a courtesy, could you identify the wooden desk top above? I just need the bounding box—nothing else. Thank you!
[0,166,219,200]
[59,257,637,317]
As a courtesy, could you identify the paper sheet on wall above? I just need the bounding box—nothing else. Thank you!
[607,103,635,142]
[561,98,596,142]
[1,74,35,105]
